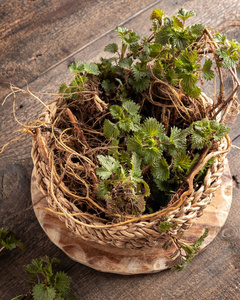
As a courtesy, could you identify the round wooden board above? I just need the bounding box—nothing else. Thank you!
[31,165,232,275]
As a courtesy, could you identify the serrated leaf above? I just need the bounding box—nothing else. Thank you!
[96,155,120,180]
[142,117,165,137]
[118,58,133,68]
[150,8,165,20]
[103,119,120,139]
[213,33,227,44]
[180,73,201,98]
[155,25,173,46]
[190,24,204,38]
[58,83,72,99]
[69,61,85,73]
[172,30,191,50]
[43,264,53,278]
[25,259,43,276]
[101,80,116,91]
[131,63,148,81]
[32,284,56,300]
[97,181,110,199]
[54,271,71,295]
[110,105,123,119]
[130,152,142,178]
[149,43,162,58]
[202,59,214,81]
[127,135,143,154]
[131,76,151,92]
[216,47,239,68]
[173,152,192,172]
[142,146,162,164]
[118,118,132,132]
[122,100,140,115]
[115,26,129,35]
[170,127,186,151]
[191,130,206,149]
[104,43,118,53]
[172,16,184,29]
[165,69,179,86]
[83,62,99,75]
[176,8,195,21]
[213,123,230,141]
[151,157,170,181]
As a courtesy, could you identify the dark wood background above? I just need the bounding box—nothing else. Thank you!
[0,0,240,299]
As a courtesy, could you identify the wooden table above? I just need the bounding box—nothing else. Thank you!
[0,0,240,299]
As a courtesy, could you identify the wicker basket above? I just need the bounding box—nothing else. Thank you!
[31,96,230,254]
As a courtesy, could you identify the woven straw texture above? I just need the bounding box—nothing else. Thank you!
[31,98,230,250]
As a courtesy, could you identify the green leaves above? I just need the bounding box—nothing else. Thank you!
[32,284,56,300]
[97,105,230,214]
[181,73,201,98]
[190,119,230,149]
[96,155,120,180]
[103,119,120,139]
[202,59,214,81]
[0,228,24,253]
[150,8,165,21]
[176,8,195,21]
[216,46,239,69]
[142,117,165,138]
[54,272,72,295]
[69,61,99,75]
[25,258,44,276]
[213,35,240,69]
[103,100,141,139]
[104,43,118,53]
[173,228,209,271]
[17,256,76,300]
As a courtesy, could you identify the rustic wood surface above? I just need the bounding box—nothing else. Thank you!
[0,0,240,299]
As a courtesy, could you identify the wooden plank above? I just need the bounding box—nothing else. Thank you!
[0,0,240,299]
[0,0,159,99]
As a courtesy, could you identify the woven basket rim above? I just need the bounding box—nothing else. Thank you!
[30,96,230,248]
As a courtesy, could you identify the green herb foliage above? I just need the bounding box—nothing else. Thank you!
[14,256,76,300]
[96,103,230,215]
[159,221,209,270]
[60,8,239,102]
[0,227,24,254]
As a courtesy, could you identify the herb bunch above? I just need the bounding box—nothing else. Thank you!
[62,8,240,105]
[14,256,76,300]
[96,102,229,215]
[55,8,238,217]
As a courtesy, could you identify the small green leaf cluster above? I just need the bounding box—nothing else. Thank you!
[0,227,24,253]
[16,256,76,300]
[59,8,240,103]
[59,61,99,99]
[96,103,230,214]
[214,33,240,69]
[173,228,209,271]
[158,222,209,270]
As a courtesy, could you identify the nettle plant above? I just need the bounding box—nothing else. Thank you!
[0,227,24,254]
[58,8,239,216]
[14,256,76,300]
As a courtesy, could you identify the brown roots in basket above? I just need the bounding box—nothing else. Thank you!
[27,72,234,226]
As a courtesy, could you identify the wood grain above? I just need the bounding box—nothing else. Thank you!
[0,0,159,99]
[0,0,240,299]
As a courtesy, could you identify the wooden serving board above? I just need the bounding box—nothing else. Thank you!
[31,165,232,275]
